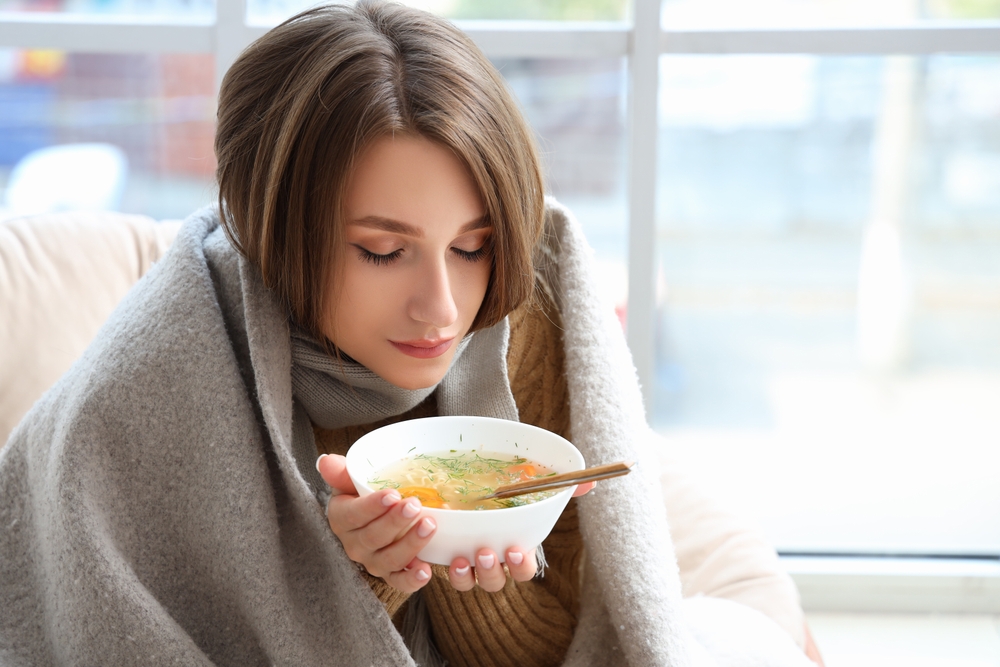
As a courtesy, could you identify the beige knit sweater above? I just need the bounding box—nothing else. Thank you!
[313,291,580,667]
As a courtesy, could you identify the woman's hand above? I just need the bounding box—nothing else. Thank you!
[318,454,598,593]
[446,547,538,591]
[444,479,597,591]
[317,454,437,593]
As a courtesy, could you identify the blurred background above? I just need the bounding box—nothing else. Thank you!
[2,0,999,663]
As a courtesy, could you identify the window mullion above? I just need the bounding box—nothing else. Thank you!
[214,0,249,94]
[626,0,661,417]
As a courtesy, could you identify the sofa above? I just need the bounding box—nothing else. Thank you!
[0,212,180,444]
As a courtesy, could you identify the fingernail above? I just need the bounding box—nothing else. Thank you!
[402,499,421,518]
[477,553,495,569]
[382,490,401,506]
[454,565,470,577]
[315,454,328,473]
[507,551,523,565]
[417,518,435,538]
[415,569,430,581]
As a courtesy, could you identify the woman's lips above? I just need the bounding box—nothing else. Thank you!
[390,338,454,359]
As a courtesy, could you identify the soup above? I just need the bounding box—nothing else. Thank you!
[370,450,559,510]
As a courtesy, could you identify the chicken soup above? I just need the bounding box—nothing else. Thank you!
[370,450,559,510]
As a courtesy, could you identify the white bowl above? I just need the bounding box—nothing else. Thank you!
[346,415,585,566]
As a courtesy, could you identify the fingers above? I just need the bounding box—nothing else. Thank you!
[447,557,475,591]
[364,515,437,578]
[331,494,432,558]
[382,557,434,595]
[447,546,539,592]
[504,548,537,582]
[473,550,506,592]
[316,454,356,495]
[327,488,408,535]
[317,454,440,589]
[572,480,596,497]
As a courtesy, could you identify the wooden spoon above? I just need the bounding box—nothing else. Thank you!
[475,460,635,501]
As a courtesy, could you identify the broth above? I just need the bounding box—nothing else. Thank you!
[369,450,559,510]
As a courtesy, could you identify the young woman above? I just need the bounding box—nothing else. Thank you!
[0,2,821,665]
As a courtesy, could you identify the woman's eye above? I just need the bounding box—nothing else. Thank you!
[452,245,489,263]
[355,246,402,266]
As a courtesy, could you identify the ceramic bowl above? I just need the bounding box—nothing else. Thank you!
[346,415,585,565]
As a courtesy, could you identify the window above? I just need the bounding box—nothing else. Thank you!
[0,50,215,218]
[3,0,999,607]
[655,53,1000,555]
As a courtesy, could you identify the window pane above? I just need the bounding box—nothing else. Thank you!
[662,0,1000,28]
[249,0,629,27]
[0,50,216,221]
[497,57,628,313]
[0,0,213,19]
[654,54,1000,555]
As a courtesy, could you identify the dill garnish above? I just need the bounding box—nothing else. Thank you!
[368,450,557,510]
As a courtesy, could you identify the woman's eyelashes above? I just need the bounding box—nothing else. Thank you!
[355,246,402,265]
[452,245,489,263]
[353,243,489,265]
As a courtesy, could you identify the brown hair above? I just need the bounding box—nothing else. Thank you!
[215,0,545,340]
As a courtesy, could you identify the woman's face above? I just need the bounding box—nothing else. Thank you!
[322,134,492,390]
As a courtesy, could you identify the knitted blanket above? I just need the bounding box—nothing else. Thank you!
[0,202,812,667]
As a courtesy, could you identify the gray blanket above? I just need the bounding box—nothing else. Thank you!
[2,202,798,666]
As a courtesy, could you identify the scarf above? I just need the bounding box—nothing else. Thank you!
[289,320,518,430]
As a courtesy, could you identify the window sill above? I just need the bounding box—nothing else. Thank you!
[781,555,1000,613]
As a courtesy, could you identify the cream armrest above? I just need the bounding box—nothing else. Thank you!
[655,435,807,649]
[0,212,182,446]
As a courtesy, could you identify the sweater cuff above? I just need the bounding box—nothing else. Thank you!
[359,569,412,619]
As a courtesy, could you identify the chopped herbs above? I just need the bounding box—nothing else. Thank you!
[368,449,557,511]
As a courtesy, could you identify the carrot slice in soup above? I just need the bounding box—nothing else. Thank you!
[506,464,538,481]
[397,486,446,508]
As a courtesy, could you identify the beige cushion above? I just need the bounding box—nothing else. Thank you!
[657,440,806,648]
[0,212,181,445]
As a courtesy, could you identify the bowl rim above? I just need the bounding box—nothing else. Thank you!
[345,415,585,515]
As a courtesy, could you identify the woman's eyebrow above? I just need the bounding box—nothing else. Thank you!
[351,216,422,236]
[459,216,491,233]
[350,215,490,236]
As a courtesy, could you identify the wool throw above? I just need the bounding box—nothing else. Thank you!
[0,202,814,667]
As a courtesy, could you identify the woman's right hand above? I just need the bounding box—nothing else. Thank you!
[316,453,437,593]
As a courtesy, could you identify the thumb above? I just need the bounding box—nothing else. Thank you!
[316,454,357,495]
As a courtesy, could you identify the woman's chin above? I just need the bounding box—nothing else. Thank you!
[380,361,449,391]
[389,377,445,391]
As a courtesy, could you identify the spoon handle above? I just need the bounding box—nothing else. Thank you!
[477,460,635,501]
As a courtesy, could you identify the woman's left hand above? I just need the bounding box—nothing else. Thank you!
[444,480,596,591]
[447,547,537,591]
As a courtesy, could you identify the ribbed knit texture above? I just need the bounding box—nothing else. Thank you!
[291,317,517,431]
[313,290,583,667]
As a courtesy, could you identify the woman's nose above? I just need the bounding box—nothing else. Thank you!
[408,259,459,328]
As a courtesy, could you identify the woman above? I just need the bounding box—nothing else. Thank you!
[0,2,820,665]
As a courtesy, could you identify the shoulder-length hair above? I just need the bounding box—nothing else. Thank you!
[215,0,545,339]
